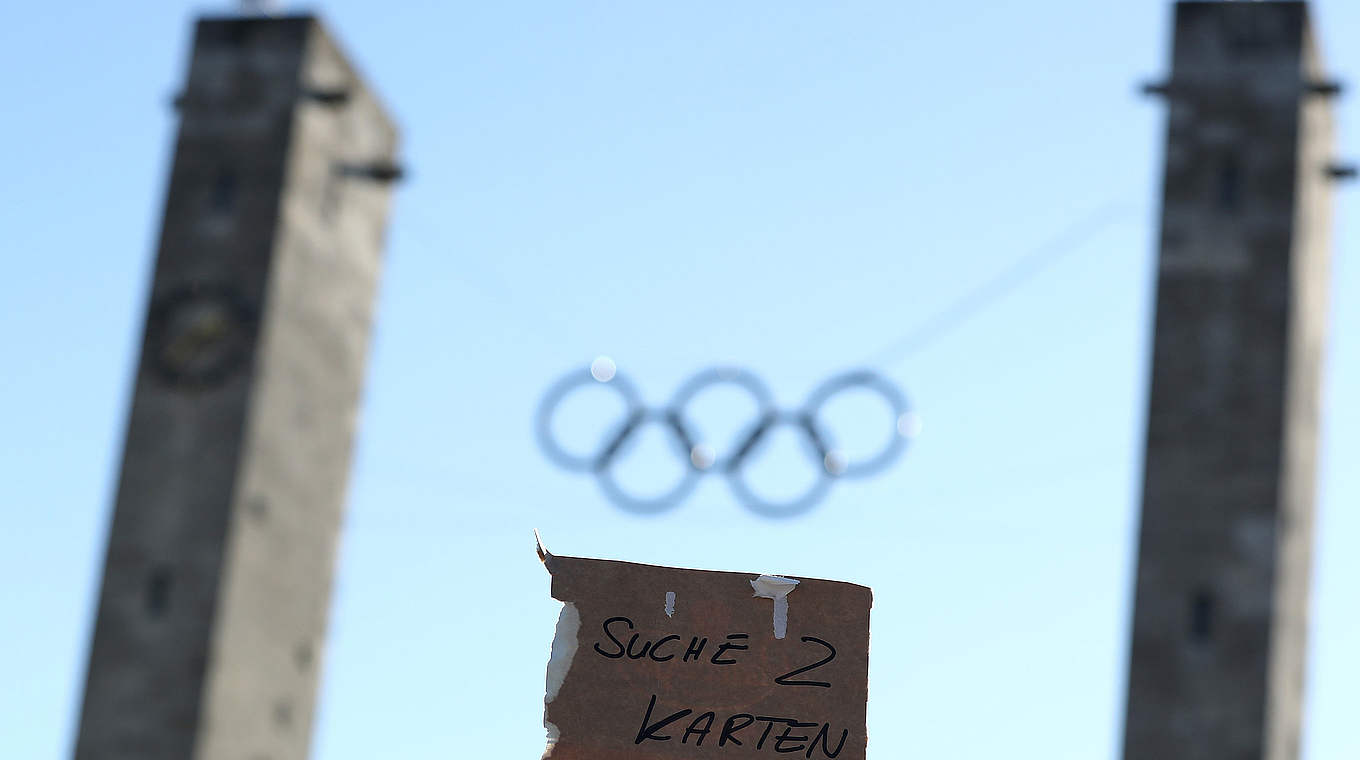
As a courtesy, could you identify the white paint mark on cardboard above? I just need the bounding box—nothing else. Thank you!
[751,574,800,639]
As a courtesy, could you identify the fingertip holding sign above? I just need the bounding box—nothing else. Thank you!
[537,539,871,760]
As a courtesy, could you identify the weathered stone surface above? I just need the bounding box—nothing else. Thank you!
[1124,4,1333,760]
[73,15,398,760]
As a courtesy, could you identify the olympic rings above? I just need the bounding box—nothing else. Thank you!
[534,362,914,517]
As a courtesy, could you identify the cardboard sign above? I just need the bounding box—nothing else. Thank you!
[540,549,872,759]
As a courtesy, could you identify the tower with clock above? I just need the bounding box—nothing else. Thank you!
[72,14,400,760]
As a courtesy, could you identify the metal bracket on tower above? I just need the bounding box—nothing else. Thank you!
[1139,79,1170,97]
[303,87,351,106]
[1139,78,1345,100]
[1305,79,1345,98]
[338,161,406,183]
[1325,163,1357,182]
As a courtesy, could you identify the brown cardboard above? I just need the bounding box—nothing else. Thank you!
[541,551,872,759]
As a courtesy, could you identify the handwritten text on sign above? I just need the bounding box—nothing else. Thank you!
[541,553,872,760]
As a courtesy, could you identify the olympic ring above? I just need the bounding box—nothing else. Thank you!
[534,361,914,517]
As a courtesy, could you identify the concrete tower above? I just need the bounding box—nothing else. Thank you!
[1124,3,1338,759]
[74,15,399,760]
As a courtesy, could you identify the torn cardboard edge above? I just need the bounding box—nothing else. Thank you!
[534,529,855,589]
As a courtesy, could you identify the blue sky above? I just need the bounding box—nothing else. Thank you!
[2,1,1357,758]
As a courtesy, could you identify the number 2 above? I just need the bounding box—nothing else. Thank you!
[774,636,836,688]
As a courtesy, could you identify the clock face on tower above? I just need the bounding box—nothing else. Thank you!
[145,284,256,389]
